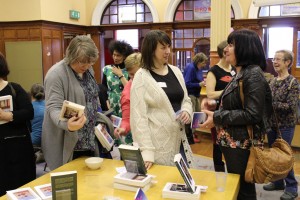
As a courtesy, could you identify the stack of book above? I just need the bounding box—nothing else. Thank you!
[162,154,202,200]
[113,144,153,192]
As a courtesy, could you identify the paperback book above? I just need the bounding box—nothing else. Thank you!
[6,187,42,200]
[50,171,77,200]
[59,100,85,121]
[134,188,148,200]
[114,144,151,188]
[94,123,114,151]
[191,112,207,129]
[110,115,122,128]
[0,95,13,124]
[34,183,52,200]
[162,154,201,200]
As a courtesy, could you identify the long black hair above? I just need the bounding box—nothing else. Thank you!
[227,29,267,70]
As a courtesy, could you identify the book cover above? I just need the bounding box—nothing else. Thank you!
[118,144,147,175]
[114,172,152,187]
[113,182,151,193]
[162,182,201,200]
[110,115,122,128]
[50,171,77,200]
[6,187,42,200]
[34,183,52,200]
[174,154,196,193]
[191,112,207,129]
[0,95,13,124]
[134,188,148,200]
[59,100,85,121]
[94,123,114,151]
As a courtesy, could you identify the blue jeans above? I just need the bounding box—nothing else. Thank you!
[267,127,298,194]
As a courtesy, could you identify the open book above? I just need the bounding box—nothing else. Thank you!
[94,123,114,151]
[114,145,150,187]
[191,112,207,129]
[0,95,13,124]
[162,154,201,200]
[59,100,85,121]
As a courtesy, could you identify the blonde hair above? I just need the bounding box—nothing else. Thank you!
[192,52,208,65]
[124,52,141,70]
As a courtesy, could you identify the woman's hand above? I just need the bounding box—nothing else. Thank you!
[112,66,123,77]
[199,109,215,129]
[114,127,126,139]
[145,161,153,170]
[201,98,217,111]
[67,114,87,132]
[177,111,191,124]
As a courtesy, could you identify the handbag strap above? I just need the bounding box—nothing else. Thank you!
[238,80,282,140]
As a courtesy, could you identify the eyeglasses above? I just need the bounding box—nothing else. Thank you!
[272,58,285,63]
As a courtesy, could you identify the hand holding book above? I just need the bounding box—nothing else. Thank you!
[67,114,87,132]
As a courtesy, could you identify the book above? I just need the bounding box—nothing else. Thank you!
[6,187,42,200]
[134,188,148,200]
[110,115,122,128]
[118,144,147,175]
[0,95,13,124]
[94,123,114,151]
[114,172,152,187]
[162,182,201,200]
[174,153,196,193]
[113,182,151,193]
[59,100,85,121]
[191,112,207,129]
[34,184,52,200]
[50,171,77,200]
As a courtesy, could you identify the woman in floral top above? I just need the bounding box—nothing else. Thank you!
[199,29,273,200]
[263,50,299,200]
[102,40,133,144]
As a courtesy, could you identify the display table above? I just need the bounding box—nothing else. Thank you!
[0,157,240,200]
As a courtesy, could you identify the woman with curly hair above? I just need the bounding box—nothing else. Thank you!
[102,40,133,144]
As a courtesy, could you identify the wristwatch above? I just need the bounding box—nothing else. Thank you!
[118,75,124,79]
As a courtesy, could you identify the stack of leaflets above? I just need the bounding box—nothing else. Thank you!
[0,95,13,124]
[113,144,153,192]
[162,154,202,200]
[34,184,52,200]
[95,123,114,151]
[6,187,41,200]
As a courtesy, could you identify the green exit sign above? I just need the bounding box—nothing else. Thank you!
[69,10,80,20]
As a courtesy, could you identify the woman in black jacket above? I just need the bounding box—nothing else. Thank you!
[0,52,35,196]
[200,29,273,200]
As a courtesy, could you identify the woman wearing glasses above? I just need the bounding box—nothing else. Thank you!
[263,50,299,200]
[42,35,100,170]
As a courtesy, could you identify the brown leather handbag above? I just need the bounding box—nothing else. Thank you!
[239,80,294,184]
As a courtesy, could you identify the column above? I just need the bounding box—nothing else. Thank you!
[210,0,231,66]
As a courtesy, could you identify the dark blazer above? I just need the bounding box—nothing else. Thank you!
[214,65,273,141]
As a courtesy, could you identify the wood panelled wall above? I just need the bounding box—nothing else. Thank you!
[1,17,300,82]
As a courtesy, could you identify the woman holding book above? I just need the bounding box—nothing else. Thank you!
[0,52,35,196]
[130,30,196,169]
[199,29,273,199]
[42,35,100,170]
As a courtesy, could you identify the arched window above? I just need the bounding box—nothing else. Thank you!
[172,0,235,71]
[101,0,153,24]
[174,0,235,21]
[258,3,300,17]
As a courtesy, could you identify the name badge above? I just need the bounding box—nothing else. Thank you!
[230,70,236,76]
[158,82,167,88]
